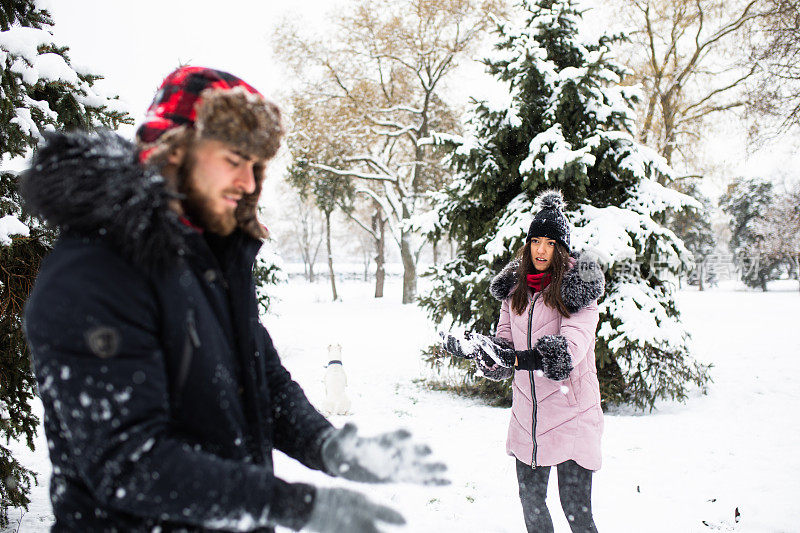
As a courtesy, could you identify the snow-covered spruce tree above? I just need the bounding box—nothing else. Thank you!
[419,0,711,410]
[719,177,783,291]
[667,180,717,290]
[0,2,130,524]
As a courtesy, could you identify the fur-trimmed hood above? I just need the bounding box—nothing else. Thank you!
[20,130,196,273]
[489,252,605,313]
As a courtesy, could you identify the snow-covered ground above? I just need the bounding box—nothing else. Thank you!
[4,278,799,532]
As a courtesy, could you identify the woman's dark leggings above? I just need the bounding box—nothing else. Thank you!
[515,459,598,533]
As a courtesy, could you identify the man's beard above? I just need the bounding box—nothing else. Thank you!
[177,156,238,236]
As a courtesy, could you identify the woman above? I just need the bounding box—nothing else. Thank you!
[443,190,605,532]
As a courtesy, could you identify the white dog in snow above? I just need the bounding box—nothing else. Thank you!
[322,344,351,416]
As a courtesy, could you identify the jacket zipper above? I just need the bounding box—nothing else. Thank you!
[528,292,541,469]
[177,308,201,394]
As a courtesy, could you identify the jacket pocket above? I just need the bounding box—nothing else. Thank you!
[176,309,201,399]
[563,375,579,406]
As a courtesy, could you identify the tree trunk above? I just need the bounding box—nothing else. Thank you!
[400,229,416,304]
[301,248,316,283]
[793,255,800,292]
[373,210,385,298]
[660,93,676,178]
[640,91,657,145]
[325,210,338,301]
[698,262,705,292]
[432,238,439,266]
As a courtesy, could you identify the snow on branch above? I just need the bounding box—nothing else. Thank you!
[478,193,536,264]
[382,180,407,214]
[355,186,402,247]
[598,281,691,353]
[407,207,443,237]
[622,179,702,217]
[370,123,418,139]
[367,116,418,132]
[0,26,55,58]
[0,215,31,246]
[344,155,395,178]
[571,204,692,273]
[417,131,465,148]
[374,105,423,114]
[310,163,397,183]
[520,124,596,176]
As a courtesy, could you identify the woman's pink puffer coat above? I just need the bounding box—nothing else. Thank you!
[491,253,605,471]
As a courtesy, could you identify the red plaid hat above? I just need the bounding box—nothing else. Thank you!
[136,66,283,164]
[135,66,285,240]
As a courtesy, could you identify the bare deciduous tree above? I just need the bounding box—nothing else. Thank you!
[614,0,765,172]
[284,192,325,282]
[274,0,505,303]
[749,0,800,132]
[754,181,800,290]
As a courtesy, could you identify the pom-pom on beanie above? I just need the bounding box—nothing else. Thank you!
[526,190,571,252]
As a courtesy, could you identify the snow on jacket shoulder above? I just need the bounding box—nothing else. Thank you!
[22,130,332,532]
[491,253,605,471]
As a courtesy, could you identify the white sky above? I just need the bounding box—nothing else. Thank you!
[47,1,351,135]
[45,0,800,200]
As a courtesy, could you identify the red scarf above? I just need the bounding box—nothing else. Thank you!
[526,272,551,292]
[179,216,204,233]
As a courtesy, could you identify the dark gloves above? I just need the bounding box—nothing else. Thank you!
[486,336,516,366]
[438,331,573,381]
[516,334,573,381]
[304,486,405,533]
[476,361,515,381]
[474,336,514,381]
[513,348,542,372]
[320,423,449,485]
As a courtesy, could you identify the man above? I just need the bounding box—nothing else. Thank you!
[22,66,446,532]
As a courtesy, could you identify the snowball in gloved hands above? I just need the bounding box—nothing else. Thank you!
[321,423,450,486]
[439,331,516,367]
[304,486,405,533]
[471,334,517,367]
[438,330,479,359]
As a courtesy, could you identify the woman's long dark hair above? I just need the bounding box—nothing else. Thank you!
[510,240,571,318]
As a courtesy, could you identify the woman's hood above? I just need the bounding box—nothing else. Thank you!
[489,252,605,313]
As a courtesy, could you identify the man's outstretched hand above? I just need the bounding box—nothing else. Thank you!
[304,486,405,533]
[321,423,449,486]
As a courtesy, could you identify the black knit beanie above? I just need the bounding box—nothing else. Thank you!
[526,190,570,252]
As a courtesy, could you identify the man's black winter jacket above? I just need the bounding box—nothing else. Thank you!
[22,131,332,532]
